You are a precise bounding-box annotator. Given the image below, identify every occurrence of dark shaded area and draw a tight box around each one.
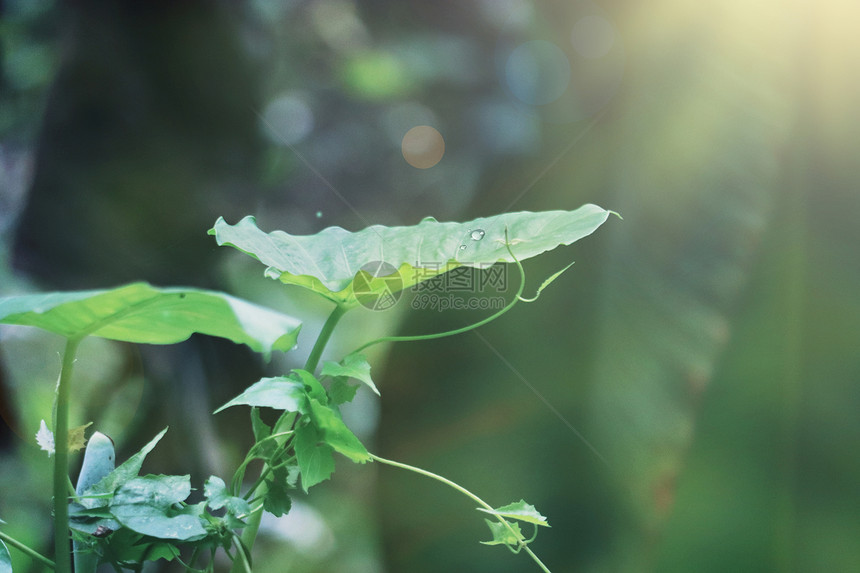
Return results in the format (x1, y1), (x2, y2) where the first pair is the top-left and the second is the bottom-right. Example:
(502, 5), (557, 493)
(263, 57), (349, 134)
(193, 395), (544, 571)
(13, 0), (262, 289)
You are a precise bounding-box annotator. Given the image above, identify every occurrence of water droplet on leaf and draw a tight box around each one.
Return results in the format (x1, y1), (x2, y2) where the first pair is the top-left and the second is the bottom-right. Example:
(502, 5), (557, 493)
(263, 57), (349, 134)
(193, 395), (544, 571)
(459, 244), (467, 250)
(470, 229), (485, 241)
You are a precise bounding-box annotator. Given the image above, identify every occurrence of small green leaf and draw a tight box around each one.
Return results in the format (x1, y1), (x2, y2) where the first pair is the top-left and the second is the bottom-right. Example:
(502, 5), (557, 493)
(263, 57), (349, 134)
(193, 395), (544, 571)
(263, 467), (293, 518)
(214, 377), (307, 414)
(0, 539), (11, 573)
(294, 423), (335, 491)
(0, 283), (301, 358)
(204, 475), (231, 508)
(204, 476), (251, 519)
(480, 519), (524, 547)
(292, 369), (327, 403)
(306, 399), (369, 463)
(477, 500), (550, 527)
(143, 543), (181, 562)
(80, 428), (167, 509)
(321, 353), (379, 396)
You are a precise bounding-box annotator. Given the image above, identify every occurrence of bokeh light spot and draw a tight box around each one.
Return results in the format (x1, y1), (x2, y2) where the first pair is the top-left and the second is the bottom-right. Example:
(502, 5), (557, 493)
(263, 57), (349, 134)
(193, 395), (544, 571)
(260, 93), (314, 145)
(401, 125), (445, 169)
(571, 15), (616, 59)
(504, 40), (571, 105)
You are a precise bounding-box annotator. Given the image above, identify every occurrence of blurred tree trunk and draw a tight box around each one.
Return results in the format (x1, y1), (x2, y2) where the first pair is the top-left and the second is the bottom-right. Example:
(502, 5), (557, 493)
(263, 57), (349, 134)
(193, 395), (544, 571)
(9, 0), (264, 510)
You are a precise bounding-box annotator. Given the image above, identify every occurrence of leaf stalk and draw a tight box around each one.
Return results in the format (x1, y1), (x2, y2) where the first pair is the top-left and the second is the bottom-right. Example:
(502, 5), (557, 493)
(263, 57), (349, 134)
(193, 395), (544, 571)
(53, 337), (81, 573)
(0, 529), (56, 570)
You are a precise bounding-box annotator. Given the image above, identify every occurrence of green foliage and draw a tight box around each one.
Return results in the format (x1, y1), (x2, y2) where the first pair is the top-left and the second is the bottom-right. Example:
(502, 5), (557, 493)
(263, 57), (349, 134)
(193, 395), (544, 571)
(321, 353), (379, 395)
(482, 519), (526, 547)
(0, 283), (302, 357)
(0, 205), (614, 573)
(478, 500), (550, 527)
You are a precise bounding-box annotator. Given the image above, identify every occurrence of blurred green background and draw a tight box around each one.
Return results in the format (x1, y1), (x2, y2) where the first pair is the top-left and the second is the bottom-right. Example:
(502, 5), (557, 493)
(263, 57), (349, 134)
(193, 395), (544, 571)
(1, 0), (858, 572)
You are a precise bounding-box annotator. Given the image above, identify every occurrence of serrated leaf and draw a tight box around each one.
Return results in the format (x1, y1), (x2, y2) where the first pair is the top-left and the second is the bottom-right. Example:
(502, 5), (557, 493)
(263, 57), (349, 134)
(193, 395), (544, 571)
(68, 422), (93, 453)
(0, 539), (11, 573)
(477, 500), (550, 527)
(294, 423), (335, 492)
(35, 420), (93, 456)
(0, 283), (301, 358)
(481, 519), (524, 546)
(35, 419), (54, 455)
(80, 428), (167, 509)
(306, 398), (369, 463)
(263, 467), (293, 518)
(214, 376), (307, 414)
(321, 353), (379, 396)
(209, 204), (614, 306)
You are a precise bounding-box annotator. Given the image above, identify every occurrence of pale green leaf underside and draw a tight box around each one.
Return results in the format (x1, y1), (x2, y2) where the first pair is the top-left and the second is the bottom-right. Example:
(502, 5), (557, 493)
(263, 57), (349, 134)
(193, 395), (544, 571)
(0, 283), (301, 358)
(209, 204), (613, 305)
(0, 539), (11, 573)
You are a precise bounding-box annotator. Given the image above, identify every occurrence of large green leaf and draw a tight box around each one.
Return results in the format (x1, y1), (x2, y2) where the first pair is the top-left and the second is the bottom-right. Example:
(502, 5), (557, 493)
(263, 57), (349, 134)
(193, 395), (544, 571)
(0, 283), (301, 357)
(209, 204), (613, 305)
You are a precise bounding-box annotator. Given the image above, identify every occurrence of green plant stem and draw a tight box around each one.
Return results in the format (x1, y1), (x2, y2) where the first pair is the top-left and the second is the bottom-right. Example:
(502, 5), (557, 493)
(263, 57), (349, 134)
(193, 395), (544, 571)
(304, 303), (349, 373)
(0, 529), (56, 570)
(53, 337), (80, 573)
(369, 454), (551, 573)
(229, 304), (348, 573)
